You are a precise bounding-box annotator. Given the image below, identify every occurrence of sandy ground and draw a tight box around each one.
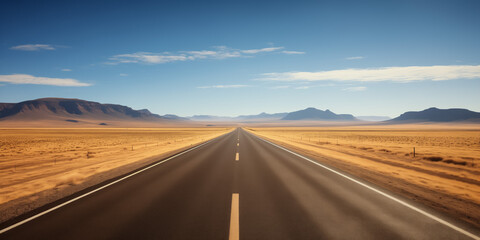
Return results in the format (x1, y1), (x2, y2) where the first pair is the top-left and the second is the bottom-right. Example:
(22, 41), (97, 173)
(246, 125), (480, 228)
(0, 127), (231, 223)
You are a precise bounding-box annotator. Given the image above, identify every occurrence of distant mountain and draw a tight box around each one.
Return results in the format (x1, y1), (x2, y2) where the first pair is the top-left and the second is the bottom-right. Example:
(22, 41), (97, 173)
(136, 109), (187, 121)
(356, 116), (391, 121)
(0, 98), (181, 123)
(0, 103), (15, 112)
(390, 107), (480, 122)
(237, 112), (288, 120)
(188, 112), (288, 121)
(189, 108), (357, 122)
(189, 115), (236, 121)
(137, 109), (161, 118)
(282, 107), (357, 121)
(162, 114), (189, 121)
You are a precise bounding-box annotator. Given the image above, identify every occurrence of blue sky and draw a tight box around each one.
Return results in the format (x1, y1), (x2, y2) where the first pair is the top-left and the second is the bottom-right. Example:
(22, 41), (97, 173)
(1, 0), (479, 117)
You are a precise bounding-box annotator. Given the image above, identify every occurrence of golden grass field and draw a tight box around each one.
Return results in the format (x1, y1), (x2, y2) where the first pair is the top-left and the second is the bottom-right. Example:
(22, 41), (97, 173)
(0, 127), (231, 222)
(246, 125), (480, 227)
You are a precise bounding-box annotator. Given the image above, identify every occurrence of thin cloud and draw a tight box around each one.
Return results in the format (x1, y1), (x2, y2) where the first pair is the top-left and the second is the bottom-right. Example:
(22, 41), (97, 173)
(0, 74), (91, 87)
(343, 86), (367, 92)
(258, 65), (480, 83)
(295, 86), (310, 90)
(346, 56), (364, 60)
(282, 50), (305, 55)
(241, 47), (284, 54)
(108, 46), (299, 65)
(10, 44), (56, 51)
(119, 73), (128, 76)
(197, 84), (249, 89)
(109, 52), (190, 64)
(61, 69), (72, 72)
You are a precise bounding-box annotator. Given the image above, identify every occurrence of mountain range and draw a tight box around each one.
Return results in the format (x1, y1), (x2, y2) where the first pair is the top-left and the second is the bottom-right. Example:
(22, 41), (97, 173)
(0, 98), (184, 125)
(188, 112), (289, 121)
(1, 98), (479, 125)
(282, 107), (356, 121)
(389, 107), (480, 123)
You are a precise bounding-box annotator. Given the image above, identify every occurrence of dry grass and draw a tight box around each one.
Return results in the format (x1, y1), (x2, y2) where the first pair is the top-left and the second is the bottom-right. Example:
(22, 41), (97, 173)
(0, 127), (231, 221)
(246, 126), (480, 227)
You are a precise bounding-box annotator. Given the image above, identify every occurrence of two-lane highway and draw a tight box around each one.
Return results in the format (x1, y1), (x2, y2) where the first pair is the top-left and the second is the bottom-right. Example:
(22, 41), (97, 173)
(1, 128), (479, 239)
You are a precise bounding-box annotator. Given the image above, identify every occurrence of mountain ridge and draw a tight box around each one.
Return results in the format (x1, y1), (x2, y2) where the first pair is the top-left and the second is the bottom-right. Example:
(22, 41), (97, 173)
(1, 98), (479, 124)
(389, 107), (480, 123)
(282, 107), (357, 121)
(0, 98), (183, 124)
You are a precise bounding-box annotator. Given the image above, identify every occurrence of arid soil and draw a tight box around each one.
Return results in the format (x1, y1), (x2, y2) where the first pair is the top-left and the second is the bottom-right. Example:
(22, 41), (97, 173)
(246, 126), (480, 228)
(0, 128), (231, 223)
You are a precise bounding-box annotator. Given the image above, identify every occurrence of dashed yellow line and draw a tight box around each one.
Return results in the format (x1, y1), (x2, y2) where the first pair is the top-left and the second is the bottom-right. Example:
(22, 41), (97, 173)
(229, 193), (239, 240)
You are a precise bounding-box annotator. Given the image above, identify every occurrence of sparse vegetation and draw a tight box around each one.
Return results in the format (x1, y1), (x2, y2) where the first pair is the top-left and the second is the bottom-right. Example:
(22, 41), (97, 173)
(424, 156), (443, 162)
(443, 159), (467, 166)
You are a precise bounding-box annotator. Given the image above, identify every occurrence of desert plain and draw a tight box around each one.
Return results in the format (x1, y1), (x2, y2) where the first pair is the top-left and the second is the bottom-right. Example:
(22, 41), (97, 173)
(246, 125), (480, 228)
(0, 127), (231, 222)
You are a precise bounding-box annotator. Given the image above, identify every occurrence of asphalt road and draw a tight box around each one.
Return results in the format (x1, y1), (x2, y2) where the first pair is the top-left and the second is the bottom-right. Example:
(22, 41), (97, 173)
(0, 128), (479, 240)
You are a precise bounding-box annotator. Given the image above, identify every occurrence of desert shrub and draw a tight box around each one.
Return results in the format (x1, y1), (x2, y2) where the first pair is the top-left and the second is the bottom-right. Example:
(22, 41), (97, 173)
(443, 159), (467, 166)
(360, 147), (372, 150)
(424, 156), (443, 162)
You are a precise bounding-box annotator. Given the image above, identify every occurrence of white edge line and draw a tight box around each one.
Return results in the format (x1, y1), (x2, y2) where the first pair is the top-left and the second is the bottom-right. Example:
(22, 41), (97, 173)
(249, 131), (480, 240)
(0, 131), (234, 235)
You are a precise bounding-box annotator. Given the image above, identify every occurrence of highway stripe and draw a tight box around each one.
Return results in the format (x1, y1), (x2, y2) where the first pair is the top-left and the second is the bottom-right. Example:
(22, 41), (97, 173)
(0, 132), (233, 235)
(252, 132), (480, 240)
(229, 193), (240, 240)
(235, 153), (239, 161)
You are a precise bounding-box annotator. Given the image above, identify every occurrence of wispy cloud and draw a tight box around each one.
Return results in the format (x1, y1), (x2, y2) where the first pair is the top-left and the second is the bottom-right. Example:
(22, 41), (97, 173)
(295, 86), (310, 90)
(107, 46), (301, 65)
(197, 84), (249, 89)
(241, 47), (283, 54)
(119, 73), (128, 77)
(346, 56), (364, 60)
(10, 44), (56, 51)
(343, 86), (367, 92)
(61, 69), (72, 72)
(108, 52), (189, 64)
(282, 50), (305, 55)
(0, 74), (91, 87)
(258, 65), (480, 83)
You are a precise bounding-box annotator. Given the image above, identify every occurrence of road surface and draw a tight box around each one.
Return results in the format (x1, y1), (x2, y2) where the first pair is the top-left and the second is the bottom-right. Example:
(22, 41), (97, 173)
(1, 128), (479, 239)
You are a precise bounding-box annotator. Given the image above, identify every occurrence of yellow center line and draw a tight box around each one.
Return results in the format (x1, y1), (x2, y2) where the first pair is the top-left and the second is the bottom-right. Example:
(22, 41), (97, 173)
(235, 152), (239, 161)
(229, 193), (239, 240)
